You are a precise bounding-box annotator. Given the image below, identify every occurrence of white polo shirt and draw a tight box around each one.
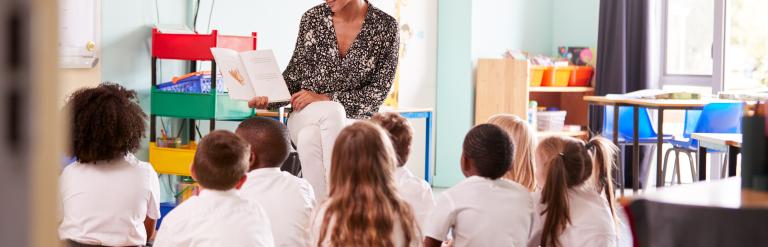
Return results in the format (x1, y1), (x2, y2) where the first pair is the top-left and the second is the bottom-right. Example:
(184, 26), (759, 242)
(394, 166), (435, 229)
(424, 176), (534, 247)
(528, 188), (618, 247)
(58, 154), (161, 246)
(153, 189), (275, 247)
(240, 167), (316, 247)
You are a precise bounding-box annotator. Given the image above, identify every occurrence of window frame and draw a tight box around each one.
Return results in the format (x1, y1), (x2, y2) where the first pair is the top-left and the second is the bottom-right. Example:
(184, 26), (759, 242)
(659, 0), (726, 93)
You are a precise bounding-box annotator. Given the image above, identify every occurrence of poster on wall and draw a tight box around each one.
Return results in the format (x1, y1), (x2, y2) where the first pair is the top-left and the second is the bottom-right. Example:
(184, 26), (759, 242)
(372, 0), (437, 108)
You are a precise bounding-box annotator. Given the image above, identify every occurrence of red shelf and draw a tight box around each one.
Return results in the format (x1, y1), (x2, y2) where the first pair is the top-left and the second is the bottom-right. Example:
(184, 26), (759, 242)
(151, 28), (257, 60)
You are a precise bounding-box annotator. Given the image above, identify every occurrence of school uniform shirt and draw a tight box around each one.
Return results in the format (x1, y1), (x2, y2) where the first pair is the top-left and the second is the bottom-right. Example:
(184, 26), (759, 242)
(309, 201), (419, 247)
(424, 176), (534, 247)
(58, 154), (161, 246)
(240, 167), (317, 247)
(527, 188), (618, 247)
(153, 189), (275, 247)
(394, 166), (435, 229)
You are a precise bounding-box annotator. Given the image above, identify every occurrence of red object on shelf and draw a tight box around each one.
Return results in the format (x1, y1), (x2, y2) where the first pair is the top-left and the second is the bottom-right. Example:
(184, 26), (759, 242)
(569, 66), (593, 87)
(151, 28), (258, 60)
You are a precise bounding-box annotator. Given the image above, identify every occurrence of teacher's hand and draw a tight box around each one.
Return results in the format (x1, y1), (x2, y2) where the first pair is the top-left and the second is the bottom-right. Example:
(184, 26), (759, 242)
(291, 90), (330, 111)
(248, 96), (269, 109)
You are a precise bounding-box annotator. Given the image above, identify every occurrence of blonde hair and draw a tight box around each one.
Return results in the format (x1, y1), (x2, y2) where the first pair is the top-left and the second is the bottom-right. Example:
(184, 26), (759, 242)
(319, 121), (420, 247)
(535, 135), (618, 247)
(488, 114), (537, 191)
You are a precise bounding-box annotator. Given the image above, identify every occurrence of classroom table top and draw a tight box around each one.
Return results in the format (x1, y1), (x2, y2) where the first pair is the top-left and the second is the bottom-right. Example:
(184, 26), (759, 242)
(254, 110), (285, 118)
(691, 133), (743, 148)
(630, 177), (768, 209)
(582, 96), (723, 108)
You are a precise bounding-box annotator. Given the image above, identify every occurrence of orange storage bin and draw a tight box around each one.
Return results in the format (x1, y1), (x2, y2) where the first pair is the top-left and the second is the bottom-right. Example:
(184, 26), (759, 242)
(529, 66), (547, 86)
(541, 66), (573, 87)
(569, 66), (593, 87)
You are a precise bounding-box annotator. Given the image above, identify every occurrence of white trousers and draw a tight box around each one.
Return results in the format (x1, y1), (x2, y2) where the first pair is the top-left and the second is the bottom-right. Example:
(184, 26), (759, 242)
(287, 101), (347, 204)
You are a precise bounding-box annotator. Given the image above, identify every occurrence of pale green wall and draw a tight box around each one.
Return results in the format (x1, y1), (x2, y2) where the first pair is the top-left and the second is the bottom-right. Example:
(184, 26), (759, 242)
(472, 0), (554, 58)
(552, 0), (600, 53)
(433, 0), (474, 187)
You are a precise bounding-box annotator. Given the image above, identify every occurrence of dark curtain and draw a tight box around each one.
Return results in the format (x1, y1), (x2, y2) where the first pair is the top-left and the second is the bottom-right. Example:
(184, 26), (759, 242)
(591, 0), (652, 188)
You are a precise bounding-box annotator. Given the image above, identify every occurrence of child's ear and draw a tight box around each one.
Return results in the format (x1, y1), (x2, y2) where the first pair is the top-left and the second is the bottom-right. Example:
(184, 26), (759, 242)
(249, 148), (258, 169)
(460, 152), (471, 177)
(190, 162), (198, 182)
(234, 175), (248, 190)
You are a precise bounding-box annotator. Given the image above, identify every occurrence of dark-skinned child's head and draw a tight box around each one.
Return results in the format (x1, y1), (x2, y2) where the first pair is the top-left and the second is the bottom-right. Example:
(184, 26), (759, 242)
(235, 117), (291, 171)
(66, 82), (146, 164)
(460, 124), (514, 179)
(370, 112), (413, 167)
(191, 130), (250, 191)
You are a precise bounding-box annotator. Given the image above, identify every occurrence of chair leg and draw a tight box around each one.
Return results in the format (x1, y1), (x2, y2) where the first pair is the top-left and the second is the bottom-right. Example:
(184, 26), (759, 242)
(642, 145), (657, 190)
(684, 151), (697, 182)
(720, 154), (728, 179)
(674, 149), (682, 184)
(662, 148), (675, 186)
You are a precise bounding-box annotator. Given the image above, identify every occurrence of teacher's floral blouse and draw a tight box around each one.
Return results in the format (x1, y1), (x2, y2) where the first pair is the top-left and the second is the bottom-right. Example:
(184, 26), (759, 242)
(275, 3), (399, 119)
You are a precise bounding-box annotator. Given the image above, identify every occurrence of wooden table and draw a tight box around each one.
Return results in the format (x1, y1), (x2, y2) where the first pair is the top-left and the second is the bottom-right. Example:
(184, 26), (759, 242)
(625, 178), (768, 247)
(583, 96), (714, 193)
(691, 133), (742, 180)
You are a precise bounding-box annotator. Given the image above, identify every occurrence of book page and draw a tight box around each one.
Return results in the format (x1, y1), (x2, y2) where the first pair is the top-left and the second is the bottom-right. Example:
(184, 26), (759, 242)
(210, 48), (256, 100)
(239, 50), (292, 103)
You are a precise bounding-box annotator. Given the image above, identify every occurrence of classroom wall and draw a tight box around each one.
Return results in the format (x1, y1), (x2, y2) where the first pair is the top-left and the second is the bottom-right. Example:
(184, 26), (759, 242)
(551, 0), (600, 53)
(101, 0), (193, 160)
(471, 0), (554, 59)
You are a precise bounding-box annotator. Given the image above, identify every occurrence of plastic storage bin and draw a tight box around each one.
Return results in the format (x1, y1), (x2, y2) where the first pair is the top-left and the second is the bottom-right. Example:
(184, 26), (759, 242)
(541, 66), (574, 87)
(149, 142), (197, 176)
(569, 66), (593, 87)
(529, 66), (548, 86)
(537, 111), (567, 132)
(151, 29), (258, 60)
(156, 74), (226, 94)
(151, 88), (254, 120)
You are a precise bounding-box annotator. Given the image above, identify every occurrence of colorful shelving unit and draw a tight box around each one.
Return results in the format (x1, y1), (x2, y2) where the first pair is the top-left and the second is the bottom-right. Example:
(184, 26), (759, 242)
(149, 28), (260, 176)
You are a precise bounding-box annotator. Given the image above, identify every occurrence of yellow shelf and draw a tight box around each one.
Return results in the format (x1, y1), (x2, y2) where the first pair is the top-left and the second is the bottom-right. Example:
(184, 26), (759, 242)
(529, 87), (594, 93)
(149, 141), (196, 176)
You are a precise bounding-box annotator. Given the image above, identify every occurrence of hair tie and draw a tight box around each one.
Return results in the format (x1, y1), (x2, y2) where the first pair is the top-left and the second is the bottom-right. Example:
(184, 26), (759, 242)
(585, 142), (595, 150)
(558, 152), (566, 158)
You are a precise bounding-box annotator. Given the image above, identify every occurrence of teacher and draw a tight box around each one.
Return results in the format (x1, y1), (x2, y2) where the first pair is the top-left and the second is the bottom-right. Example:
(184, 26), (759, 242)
(248, 0), (399, 203)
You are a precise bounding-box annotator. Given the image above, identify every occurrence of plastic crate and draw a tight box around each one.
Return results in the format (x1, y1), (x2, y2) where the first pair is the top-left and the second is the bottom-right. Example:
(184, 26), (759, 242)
(151, 28), (257, 60)
(149, 142), (196, 176)
(156, 74), (226, 94)
(537, 111), (567, 132)
(529, 66), (548, 86)
(151, 88), (254, 120)
(569, 66), (593, 87)
(156, 202), (176, 229)
(541, 66), (574, 87)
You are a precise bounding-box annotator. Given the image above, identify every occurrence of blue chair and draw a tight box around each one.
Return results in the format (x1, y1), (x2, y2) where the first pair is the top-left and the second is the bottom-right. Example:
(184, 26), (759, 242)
(602, 106), (674, 189)
(603, 106), (674, 143)
(662, 102), (744, 184)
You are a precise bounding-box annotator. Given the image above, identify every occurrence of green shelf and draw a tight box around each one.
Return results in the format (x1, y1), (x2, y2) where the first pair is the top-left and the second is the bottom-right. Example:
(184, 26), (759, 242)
(151, 88), (255, 120)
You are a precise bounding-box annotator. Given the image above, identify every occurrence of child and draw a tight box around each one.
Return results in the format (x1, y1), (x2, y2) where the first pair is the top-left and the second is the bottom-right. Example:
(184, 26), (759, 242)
(488, 114), (538, 191)
(424, 124), (533, 247)
(309, 121), (421, 246)
(236, 117), (317, 247)
(153, 130), (274, 246)
(371, 112), (435, 228)
(528, 135), (619, 247)
(59, 83), (161, 247)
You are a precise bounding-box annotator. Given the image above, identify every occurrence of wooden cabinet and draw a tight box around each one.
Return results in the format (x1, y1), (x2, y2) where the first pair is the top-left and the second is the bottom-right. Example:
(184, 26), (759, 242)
(474, 58), (593, 137)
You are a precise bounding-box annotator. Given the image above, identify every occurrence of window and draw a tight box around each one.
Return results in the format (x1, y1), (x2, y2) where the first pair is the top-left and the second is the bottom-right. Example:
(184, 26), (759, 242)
(665, 0), (713, 76)
(723, 0), (768, 90)
(660, 0), (768, 91)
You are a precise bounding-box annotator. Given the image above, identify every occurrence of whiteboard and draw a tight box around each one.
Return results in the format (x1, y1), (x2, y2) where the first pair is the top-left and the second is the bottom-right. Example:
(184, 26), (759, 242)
(59, 0), (100, 68)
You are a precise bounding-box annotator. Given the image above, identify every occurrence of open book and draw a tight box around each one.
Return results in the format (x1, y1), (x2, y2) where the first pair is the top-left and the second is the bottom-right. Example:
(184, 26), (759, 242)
(210, 48), (291, 103)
